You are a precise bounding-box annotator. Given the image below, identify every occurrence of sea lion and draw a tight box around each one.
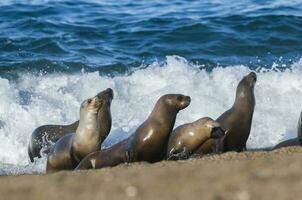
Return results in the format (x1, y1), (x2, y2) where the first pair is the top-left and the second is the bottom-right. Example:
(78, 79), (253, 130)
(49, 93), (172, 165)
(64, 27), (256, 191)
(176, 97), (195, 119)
(198, 72), (257, 153)
(75, 94), (191, 170)
(166, 117), (225, 160)
(46, 89), (113, 173)
(28, 88), (113, 162)
(28, 121), (78, 162)
(273, 138), (300, 149)
(274, 111), (302, 149)
(298, 111), (302, 145)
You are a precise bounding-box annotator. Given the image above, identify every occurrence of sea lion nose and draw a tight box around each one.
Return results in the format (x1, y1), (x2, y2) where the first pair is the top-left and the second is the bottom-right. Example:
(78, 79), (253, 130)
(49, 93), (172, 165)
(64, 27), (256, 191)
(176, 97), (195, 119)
(106, 88), (114, 98)
(185, 96), (191, 103)
(97, 88), (114, 99)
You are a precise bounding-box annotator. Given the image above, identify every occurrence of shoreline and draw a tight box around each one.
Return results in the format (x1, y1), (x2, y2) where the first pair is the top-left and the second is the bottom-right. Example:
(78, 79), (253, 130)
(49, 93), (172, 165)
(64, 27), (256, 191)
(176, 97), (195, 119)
(1, 147), (302, 200)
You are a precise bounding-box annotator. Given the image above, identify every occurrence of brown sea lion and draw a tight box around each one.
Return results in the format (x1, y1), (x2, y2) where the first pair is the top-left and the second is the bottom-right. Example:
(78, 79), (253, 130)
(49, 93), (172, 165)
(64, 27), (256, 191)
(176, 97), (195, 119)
(46, 89), (113, 173)
(198, 72), (257, 153)
(75, 94), (191, 170)
(166, 117), (225, 160)
(28, 88), (113, 162)
(274, 111), (302, 149)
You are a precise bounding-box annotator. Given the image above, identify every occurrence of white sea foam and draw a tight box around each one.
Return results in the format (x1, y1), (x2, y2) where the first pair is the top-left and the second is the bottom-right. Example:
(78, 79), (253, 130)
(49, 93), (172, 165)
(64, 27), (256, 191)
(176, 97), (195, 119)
(0, 55), (302, 175)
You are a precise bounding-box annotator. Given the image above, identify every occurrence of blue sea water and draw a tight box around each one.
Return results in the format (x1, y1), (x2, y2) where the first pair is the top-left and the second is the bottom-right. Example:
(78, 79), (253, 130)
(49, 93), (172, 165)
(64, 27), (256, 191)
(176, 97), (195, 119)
(0, 0), (302, 175)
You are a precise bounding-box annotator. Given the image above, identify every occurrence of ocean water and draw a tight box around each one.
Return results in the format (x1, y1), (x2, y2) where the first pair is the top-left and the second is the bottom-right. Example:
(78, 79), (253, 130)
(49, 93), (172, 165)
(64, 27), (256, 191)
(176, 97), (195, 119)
(0, 0), (302, 175)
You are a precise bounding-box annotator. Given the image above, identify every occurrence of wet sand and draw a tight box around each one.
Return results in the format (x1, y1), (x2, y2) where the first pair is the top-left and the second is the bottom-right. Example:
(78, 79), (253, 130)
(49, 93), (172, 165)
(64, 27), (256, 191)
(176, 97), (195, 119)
(1, 147), (302, 200)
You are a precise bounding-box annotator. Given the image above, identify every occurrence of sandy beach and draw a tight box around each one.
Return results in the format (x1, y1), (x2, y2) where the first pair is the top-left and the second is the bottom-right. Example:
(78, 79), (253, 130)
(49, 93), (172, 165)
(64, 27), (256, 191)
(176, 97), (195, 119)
(1, 1), (302, 200)
(1, 147), (302, 200)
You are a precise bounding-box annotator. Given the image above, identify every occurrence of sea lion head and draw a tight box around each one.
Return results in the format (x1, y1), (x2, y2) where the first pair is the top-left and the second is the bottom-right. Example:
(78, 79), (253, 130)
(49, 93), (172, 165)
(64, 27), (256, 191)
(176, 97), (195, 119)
(237, 72), (257, 92)
(97, 88), (113, 106)
(80, 88), (114, 114)
(246, 72), (257, 86)
(96, 88), (114, 106)
(235, 72), (257, 105)
(161, 94), (191, 111)
(201, 117), (225, 139)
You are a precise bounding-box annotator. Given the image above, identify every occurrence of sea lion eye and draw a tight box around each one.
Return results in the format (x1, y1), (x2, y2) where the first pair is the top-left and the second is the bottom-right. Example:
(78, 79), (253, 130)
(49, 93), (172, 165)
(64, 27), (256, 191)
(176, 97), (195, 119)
(176, 95), (183, 101)
(87, 99), (92, 104)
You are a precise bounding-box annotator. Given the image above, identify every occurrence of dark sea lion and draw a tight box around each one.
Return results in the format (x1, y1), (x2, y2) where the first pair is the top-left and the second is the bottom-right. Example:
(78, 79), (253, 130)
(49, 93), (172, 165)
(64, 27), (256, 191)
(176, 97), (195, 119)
(28, 88), (113, 162)
(273, 138), (300, 149)
(75, 94), (191, 170)
(298, 111), (302, 145)
(198, 72), (257, 153)
(47, 89), (113, 173)
(166, 117), (225, 160)
(28, 121), (78, 162)
(274, 111), (302, 149)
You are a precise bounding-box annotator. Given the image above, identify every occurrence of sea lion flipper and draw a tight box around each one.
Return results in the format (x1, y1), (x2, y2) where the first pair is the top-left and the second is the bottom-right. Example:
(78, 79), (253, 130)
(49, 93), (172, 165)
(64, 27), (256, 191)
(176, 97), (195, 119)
(167, 148), (190, 161)
(212, 135), (226, 154)
(75, 156), (93, 170)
